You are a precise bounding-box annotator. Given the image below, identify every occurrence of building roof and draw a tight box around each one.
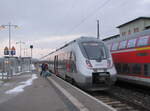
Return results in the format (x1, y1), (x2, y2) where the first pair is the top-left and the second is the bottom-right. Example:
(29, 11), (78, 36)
(102, 34), (119, 41)
(117, 17), (150, 28)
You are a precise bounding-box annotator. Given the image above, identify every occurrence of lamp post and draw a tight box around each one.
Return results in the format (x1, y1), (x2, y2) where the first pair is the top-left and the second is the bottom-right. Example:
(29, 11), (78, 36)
(0, 22), (18, 78)
(30, 45), (33, 72)
(30, 45), (33, 58)
(1, 22), (18, 56)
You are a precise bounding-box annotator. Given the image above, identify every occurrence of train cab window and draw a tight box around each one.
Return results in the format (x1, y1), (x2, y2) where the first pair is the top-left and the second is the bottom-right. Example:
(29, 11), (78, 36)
(81, 42), (108, 60)
(132, 64), (141, 74)
(137, 36), (149, 47)
(127, 38), (137, 48)
(119, 40), (127, 49)
(144, 64), (150, 77)
(111, 43), (118, 51)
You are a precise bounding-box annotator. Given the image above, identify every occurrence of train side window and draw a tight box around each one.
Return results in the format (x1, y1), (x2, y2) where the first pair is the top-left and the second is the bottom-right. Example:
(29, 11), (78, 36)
(122, 64), (130, 74)
(119, 40), (127, 49)
(111, 43), (118, 51)
(137, 36), (149, 47)
(127, 38), (137, 48)
(132, 64), (141, 74)
(144, 64), (150, 76)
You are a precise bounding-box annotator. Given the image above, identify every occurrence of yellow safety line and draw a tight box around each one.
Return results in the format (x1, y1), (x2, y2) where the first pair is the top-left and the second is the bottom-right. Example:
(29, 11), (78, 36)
(136, 46), (150, 51)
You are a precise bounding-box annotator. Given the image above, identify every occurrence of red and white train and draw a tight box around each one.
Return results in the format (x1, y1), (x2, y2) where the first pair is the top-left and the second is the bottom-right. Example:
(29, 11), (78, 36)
(41, 37), (117, 90)
(103, 29), (150, 87)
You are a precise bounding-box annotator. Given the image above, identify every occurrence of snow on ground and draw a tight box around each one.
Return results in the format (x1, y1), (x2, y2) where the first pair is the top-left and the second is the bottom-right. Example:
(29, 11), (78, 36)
(13, 71), (31, 76)
(0, 71), (32, 78)
(0, 73), (8, 79)
(13, 72), (24, 76)
(0, 80), (3, 86)
(5, 74), (38, 94)
(25, 71), (31, 73)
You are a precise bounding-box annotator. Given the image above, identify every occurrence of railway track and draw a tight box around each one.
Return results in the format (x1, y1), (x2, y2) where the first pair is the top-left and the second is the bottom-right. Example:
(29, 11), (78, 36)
(110, 84), (150, 111)
(89, 83), (150, 111)
(90, 91), (141, 111)
(59, 75), (150, 111)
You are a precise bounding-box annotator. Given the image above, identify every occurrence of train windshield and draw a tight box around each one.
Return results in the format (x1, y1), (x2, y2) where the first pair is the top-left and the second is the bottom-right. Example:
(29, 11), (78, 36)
(81, 42), (109, 60)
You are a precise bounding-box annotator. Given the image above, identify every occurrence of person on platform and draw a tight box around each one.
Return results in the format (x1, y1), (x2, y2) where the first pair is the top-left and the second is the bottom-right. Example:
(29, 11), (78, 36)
(40, 63), (45, 76)
(43, 63), (51, 78)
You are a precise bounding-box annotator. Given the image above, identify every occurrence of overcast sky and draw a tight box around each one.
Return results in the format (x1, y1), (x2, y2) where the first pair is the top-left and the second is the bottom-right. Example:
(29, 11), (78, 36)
(0, 0), (150, 58)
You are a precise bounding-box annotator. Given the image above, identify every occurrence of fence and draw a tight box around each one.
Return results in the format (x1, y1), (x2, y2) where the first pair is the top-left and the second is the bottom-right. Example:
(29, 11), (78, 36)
(0, 57), (32, 80)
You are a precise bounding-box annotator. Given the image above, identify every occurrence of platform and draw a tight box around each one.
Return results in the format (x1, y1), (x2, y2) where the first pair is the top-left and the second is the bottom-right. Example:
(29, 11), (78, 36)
(0, 72), (116, 111)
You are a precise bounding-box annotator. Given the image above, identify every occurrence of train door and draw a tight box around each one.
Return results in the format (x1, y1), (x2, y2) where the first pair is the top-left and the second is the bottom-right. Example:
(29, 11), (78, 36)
(54, 55), (58, 75)
(69, 52), (77, 74)
(66, 52), (76, 74)
(65, 52), (77, 83)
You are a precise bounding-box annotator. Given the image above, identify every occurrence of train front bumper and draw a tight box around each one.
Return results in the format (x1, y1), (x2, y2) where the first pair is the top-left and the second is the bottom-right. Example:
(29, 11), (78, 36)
(77, 73), (116, 91)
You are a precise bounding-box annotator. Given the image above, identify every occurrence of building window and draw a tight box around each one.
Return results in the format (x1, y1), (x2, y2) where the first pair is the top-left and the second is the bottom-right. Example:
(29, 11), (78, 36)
(122, 32), (126, 36)
(128, 30), (131, 35)
(134, 27), (139, 33)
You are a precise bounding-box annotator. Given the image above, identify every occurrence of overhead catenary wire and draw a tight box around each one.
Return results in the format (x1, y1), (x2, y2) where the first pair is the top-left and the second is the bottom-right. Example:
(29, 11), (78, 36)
(57, 0), (77, 35)
(63, 0), (77, 20)
(41, 0), (113, 59)
(67, 0), (113, 34)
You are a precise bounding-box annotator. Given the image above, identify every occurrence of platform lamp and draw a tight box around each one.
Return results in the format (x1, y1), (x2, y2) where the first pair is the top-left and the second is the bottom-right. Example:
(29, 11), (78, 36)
(30, 45), (33, 58)
(0, 22), (19, 78)
(29, 45), (33, 71)
(0, 22), (19, 57)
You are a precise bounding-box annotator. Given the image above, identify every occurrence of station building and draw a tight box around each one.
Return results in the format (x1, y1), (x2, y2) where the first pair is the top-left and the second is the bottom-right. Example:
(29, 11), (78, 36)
(117, 17), (150, 37)
(103, 16), (150, 42)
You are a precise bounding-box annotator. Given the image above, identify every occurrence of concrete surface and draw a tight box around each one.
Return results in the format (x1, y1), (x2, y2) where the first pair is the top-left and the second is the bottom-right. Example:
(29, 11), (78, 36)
(0, 73), (71, 111)
(0, 72), (116, 111)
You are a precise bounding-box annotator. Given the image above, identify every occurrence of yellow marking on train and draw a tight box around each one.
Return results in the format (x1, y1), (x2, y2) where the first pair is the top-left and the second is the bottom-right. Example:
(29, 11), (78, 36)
(136, 46), (150, 51)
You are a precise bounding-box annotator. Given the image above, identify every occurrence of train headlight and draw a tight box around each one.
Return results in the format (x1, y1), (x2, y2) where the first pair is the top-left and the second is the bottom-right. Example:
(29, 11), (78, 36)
(86, 60), (93, 68)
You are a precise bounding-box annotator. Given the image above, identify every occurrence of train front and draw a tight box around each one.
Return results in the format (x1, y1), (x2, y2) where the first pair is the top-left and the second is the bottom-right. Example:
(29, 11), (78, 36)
(78, 38), (117, 90)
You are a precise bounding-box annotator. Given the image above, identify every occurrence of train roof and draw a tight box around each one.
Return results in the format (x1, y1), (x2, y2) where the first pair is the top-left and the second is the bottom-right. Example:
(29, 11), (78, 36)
(55, 36), (102, 50)
(103, 34), (120, 41)
(76, 36), (102, 42)
(41, 36), (101, 59)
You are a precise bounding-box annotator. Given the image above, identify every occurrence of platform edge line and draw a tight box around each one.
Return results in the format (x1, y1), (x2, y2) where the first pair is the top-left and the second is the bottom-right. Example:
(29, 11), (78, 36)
(49, 77), (90, 111)
(50, 75), (117, 111)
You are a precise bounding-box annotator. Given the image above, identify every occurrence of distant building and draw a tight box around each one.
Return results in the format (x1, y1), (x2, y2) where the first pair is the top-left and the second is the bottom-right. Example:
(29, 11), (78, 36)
(117, 17), (150, 37)
(103, 34), (119, 44)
